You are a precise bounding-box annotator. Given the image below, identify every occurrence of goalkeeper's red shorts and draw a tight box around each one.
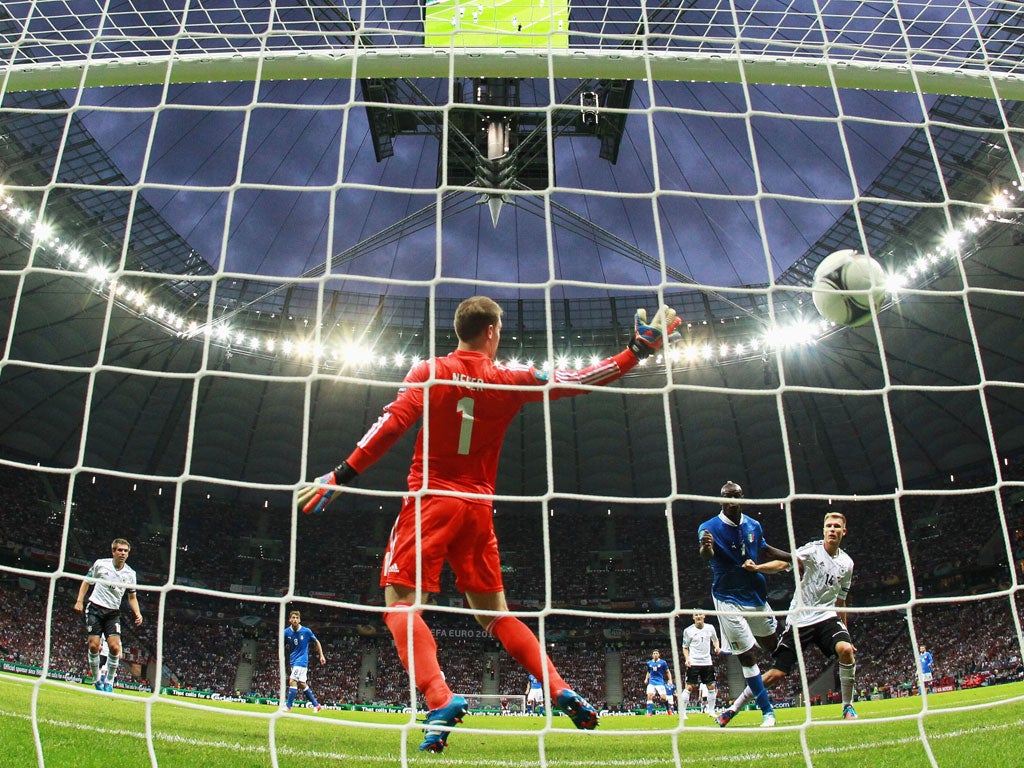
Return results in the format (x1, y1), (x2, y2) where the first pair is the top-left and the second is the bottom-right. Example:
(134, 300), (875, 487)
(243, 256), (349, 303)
(379, 495), (504, 594)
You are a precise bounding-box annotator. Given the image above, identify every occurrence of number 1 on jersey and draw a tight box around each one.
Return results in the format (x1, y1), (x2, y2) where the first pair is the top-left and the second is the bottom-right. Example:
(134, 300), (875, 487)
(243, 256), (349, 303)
(456, 396), (474, 455)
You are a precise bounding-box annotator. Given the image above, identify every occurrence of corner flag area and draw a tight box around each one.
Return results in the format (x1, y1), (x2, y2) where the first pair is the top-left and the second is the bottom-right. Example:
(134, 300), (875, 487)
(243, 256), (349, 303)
(424, 0), (570, 48)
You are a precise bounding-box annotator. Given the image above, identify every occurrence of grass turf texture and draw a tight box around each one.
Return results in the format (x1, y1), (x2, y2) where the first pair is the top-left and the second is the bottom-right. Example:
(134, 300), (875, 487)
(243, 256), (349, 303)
(2, 673), (1022, 767)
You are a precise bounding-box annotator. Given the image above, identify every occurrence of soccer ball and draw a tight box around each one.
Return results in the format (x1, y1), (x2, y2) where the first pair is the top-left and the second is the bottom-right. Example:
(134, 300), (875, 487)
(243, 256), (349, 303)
(811, 249), (887, 327)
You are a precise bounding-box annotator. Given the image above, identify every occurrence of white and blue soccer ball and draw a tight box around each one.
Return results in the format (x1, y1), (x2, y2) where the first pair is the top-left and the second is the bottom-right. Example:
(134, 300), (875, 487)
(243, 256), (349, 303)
(811, 249), (887, 327)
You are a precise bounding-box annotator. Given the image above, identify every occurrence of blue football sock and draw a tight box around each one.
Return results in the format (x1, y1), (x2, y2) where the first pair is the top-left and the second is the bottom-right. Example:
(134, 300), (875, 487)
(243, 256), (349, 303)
(286, 687), (298, 708)
(744, 674), (772, 714)
(305, 688), (320, 707)
(742, 664), (773, 715)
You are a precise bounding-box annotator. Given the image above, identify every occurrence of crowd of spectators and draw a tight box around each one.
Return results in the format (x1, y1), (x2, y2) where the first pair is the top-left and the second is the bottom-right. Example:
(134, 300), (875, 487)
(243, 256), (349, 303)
(1, 460), (1022, 709)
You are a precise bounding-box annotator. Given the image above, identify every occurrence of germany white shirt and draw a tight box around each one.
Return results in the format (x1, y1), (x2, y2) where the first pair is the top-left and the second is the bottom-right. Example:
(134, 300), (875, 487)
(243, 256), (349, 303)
(682, 623), (719, 666)
(786, 541), (854, 629)
(86, 558), (137, 610)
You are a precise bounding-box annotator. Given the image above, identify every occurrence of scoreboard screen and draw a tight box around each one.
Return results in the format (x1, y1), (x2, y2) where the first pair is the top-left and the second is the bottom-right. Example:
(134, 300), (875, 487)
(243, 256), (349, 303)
(424, 0), (570, 48)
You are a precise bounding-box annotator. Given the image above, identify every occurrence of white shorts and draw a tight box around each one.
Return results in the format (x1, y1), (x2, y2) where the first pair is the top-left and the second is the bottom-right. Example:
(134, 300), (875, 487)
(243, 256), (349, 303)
(713, 598), (777, 655)
(921, 672), (933, 683)
(289, 666), (309, 684)
(646, 683), (668, 697)
(527, 688), (544, 703)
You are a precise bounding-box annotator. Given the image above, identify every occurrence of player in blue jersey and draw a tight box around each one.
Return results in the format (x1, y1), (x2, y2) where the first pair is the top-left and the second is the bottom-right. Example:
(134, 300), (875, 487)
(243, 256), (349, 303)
(918, 645), (935, 693)
(644, 649), (675, 715)
(284, 610), (326, 712)
(525, 673), (545, 714)
(698, 481), (790, 728)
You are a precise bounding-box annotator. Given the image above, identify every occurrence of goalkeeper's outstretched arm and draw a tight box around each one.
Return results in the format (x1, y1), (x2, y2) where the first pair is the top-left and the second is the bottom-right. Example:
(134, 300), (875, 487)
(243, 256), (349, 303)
(297, 303), (681, 514)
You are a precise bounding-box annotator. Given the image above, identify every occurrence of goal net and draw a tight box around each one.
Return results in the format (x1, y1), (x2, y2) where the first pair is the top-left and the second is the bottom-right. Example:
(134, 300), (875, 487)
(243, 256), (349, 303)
(1, 1), (1022, 767)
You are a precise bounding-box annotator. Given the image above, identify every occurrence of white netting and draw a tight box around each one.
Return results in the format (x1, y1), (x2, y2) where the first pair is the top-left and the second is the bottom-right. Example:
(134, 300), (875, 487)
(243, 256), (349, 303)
(1, 1), (1023, 767)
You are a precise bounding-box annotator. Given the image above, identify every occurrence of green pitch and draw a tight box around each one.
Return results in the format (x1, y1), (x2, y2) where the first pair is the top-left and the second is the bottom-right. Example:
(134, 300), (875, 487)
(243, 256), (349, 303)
(2, 673), (1023, 767)
(424, 0), (569, 48)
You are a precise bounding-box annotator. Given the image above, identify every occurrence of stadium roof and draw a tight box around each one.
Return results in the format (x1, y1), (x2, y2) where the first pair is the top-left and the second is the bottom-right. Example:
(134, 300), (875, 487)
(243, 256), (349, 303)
(0, 1), (1023, 503)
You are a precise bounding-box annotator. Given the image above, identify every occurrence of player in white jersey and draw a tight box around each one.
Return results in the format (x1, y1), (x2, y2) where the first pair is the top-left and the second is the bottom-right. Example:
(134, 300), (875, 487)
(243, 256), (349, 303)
(681, 613), (720, 717)
(719, 512), (858, 721)
(74, 538), (143, 692)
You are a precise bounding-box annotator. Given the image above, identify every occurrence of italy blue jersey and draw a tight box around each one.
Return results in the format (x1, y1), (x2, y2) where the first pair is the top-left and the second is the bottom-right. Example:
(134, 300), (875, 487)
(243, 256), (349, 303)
(284, 625), (318, 668)
(698, 512), (770, 607)
(646, 658), (669, 685)
(528, 674), (542, 690)
(919, 651), (933, 674)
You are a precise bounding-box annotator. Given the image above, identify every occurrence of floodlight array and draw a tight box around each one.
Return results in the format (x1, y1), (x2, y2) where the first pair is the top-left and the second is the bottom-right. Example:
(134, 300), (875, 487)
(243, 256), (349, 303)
(2, 180), (1018, 376)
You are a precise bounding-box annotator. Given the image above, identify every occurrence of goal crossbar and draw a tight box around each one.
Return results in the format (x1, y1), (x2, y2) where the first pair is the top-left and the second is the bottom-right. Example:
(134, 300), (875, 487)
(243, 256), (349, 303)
(4, 50), (1022, 100)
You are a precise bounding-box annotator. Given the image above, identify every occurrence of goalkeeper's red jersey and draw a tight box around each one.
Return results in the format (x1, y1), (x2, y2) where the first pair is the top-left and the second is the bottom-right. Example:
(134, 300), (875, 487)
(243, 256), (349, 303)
(344, 348), (638, 497)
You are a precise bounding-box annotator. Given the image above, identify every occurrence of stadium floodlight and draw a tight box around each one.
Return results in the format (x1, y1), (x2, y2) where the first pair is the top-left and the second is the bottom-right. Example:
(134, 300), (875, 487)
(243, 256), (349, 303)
(990, 191), (1011, 211)
(942, 230), (964, 251)
(86, 265), (109, 283)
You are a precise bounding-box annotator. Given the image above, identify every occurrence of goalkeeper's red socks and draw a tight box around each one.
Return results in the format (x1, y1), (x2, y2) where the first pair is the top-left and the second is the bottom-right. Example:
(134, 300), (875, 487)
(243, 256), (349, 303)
(487, 615), (569, 696)
(384, 604), (452, 710)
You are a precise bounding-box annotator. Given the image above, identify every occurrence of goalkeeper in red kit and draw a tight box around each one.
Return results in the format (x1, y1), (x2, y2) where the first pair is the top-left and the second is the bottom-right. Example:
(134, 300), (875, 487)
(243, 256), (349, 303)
(297, 295), (679, 753)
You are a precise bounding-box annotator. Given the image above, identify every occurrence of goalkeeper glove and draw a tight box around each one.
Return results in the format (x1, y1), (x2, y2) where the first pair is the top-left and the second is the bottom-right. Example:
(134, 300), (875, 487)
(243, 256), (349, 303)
(628, 306), (681, 359)
(297, 461), (358, 514)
